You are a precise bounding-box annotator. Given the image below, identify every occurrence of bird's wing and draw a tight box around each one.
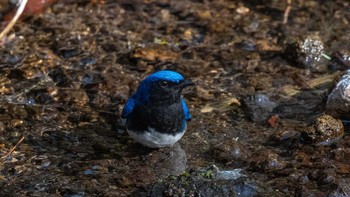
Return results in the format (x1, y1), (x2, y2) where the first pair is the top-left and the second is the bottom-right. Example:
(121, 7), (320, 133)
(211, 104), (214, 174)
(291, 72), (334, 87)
(121, 95), (136, 118)
(181, 97), (191, 121)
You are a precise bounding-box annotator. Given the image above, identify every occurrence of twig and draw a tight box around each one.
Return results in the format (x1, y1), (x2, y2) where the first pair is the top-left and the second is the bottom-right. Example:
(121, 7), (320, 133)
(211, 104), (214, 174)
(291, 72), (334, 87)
(321, 53), (332, 60)
(0, 0), (28, 42)
(283, 0), (292, 24)
(0, 136), (25, 163)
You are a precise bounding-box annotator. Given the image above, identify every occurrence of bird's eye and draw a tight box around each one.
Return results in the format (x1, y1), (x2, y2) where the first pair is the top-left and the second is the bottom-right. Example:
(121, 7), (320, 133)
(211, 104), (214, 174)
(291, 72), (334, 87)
(159, 80), (169, 88)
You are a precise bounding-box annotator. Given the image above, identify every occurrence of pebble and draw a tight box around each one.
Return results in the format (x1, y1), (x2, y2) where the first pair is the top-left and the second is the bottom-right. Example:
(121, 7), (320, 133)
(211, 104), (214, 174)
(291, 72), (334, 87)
(243, 93), (277, 123)
(301, 114), (344, 146)
(326, 70), (350, 119)
(285, 33), (327, 72)
(212, 139), (250, 163)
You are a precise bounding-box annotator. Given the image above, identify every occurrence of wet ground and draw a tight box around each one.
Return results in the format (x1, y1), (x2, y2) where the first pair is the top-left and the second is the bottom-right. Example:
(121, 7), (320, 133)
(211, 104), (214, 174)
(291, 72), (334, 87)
(1, 0), (350, 196)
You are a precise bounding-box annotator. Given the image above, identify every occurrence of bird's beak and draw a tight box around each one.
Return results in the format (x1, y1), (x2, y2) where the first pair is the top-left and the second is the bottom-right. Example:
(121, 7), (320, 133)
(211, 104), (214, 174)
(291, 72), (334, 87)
(179, 80), (194, 89)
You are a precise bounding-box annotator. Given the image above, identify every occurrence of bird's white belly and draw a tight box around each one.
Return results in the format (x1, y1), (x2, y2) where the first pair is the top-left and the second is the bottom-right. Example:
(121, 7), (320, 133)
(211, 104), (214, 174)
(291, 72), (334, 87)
(127, 126), (186, 148)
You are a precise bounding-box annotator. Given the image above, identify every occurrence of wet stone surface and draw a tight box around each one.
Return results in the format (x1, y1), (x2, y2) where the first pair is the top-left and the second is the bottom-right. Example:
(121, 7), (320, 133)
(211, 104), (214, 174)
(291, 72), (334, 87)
(326, 70), (350, 119)
(0, 0), (350, 196)
(284, 33), (328, 72)
(301, 114), (344, 146)
(243, 93), (277, 123)
(149, 166), (284, 197)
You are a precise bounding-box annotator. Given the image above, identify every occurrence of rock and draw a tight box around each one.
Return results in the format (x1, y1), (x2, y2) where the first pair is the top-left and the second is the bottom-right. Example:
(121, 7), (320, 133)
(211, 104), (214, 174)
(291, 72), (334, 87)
(149, 166), (282, 197)
(268, 130), (300, 148)
(211, 139), (251, 164)
(243, 93), (277, 123)
(249, 149), (287, 171)
(301, 114), (344, 146)
(214, 168), (245, 180)
(326, 70), (350, 119)
(329, 178), (350, 197)
(330, 51), (350, 70)
(284, 33), (327, 72)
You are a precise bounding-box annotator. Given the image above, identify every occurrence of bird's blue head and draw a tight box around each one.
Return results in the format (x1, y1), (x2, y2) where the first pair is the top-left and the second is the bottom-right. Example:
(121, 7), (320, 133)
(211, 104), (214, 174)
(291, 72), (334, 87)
(142, 70), (185, 84)
(122, 70), (193, 120)
(135, 70), (193, 105)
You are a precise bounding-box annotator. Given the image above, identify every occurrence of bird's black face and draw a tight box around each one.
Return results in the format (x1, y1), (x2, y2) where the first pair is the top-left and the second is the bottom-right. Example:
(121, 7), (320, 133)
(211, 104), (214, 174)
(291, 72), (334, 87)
(148, 79), (194, 105)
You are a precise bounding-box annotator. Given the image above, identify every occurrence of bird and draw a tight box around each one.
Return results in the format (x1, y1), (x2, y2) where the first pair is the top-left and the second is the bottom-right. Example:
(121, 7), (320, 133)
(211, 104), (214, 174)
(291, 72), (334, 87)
(121, 70), (194, 148)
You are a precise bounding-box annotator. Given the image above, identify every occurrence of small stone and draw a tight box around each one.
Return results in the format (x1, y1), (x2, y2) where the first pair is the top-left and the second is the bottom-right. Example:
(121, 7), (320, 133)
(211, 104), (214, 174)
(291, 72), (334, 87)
(243, 93), (277, 123)
(196, 10), (212, 20)
(213, 168), (245, 180)
(330, 51), (350, 69)
(301, 114), (344, 146)
(267, 115), (279, 128)
(236, 3), (250, 14)
(326, 70), (350, 119)
(0, 76), (12, 94)
(284, 33), (327, 72)
(269, 130), (300, 148)
(41, 161), (51, 168)
(212, 139), (250, 163)
(84, 169), (95, 175)
(249, 149), (286, 171)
